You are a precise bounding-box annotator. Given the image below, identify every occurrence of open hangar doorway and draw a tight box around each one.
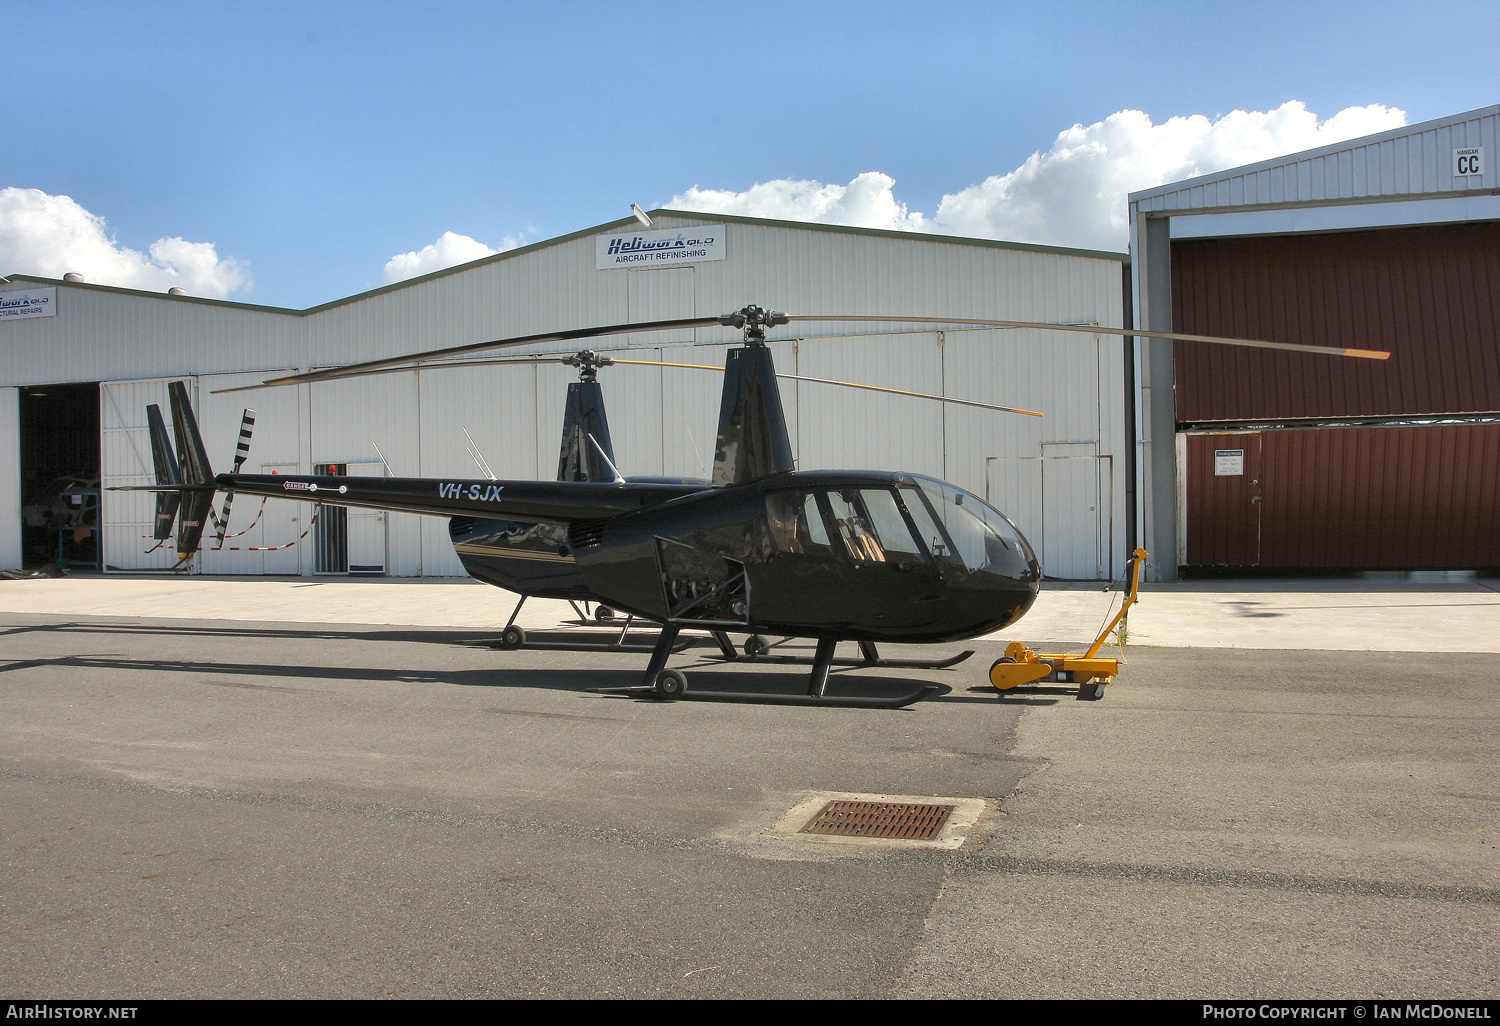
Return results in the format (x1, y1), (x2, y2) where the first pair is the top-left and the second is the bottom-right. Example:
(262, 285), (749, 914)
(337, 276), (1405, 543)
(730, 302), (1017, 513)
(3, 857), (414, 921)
(18, 382), (100, 570)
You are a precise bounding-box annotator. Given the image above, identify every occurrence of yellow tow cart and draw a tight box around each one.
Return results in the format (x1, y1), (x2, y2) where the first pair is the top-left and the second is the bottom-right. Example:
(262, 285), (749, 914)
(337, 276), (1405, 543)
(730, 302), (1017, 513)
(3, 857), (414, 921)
(990, 547), (1148, 701)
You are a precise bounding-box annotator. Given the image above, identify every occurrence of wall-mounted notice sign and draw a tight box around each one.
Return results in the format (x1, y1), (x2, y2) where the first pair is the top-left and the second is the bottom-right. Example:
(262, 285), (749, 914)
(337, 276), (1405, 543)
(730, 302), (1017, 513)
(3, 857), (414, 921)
(1214, 449), (1245, 476)
(596, 224), (725, 269)
(0, 287), (56, 320)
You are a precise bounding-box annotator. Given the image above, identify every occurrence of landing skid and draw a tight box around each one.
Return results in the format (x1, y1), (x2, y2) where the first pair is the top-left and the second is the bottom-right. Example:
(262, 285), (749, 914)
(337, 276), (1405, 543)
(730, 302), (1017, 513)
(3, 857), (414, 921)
(586, 626), (938, 709)
(588, 683), (935, 709)
(486, 632), (691, 655)
(709, 634), (974, 671)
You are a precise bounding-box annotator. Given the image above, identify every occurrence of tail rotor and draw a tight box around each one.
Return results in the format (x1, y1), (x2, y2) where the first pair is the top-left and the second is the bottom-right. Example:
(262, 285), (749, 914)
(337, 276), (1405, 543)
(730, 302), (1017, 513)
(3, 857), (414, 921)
(115, 382), (255, 564)
(211, 408), (256, 548)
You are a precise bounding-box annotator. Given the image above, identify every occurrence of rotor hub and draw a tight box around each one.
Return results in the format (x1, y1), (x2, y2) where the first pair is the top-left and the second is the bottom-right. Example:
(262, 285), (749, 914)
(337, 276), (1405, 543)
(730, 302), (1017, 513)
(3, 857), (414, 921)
(563, 349), (613, 381)
(719, 305), (789, 346)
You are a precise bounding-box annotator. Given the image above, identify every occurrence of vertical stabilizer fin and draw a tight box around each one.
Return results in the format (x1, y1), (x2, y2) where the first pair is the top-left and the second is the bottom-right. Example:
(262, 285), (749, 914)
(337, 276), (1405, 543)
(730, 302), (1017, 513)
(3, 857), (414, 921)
(557, 380), (617, 482)
(711, 346), (795, 487)
(166, 380), (216, 558)
(146, 403), (182, 541)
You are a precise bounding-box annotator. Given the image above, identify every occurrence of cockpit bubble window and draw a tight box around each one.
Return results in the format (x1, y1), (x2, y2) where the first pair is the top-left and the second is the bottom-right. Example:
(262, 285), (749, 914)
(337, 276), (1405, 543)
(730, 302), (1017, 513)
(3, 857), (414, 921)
(765, 492), (832, 554)
(913, 478), (1018, 573)
(900, 485), (959, 566)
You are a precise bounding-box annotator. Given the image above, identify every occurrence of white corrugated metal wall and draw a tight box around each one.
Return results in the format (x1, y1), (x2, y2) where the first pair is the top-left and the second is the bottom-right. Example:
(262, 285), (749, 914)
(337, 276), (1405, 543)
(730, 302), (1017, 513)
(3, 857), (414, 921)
(5, 213), (1128, 579)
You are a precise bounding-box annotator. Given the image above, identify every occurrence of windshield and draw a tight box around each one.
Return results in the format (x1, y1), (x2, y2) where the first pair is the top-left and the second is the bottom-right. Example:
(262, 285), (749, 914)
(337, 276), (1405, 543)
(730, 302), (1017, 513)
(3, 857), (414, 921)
(905, 477), (1035, 575)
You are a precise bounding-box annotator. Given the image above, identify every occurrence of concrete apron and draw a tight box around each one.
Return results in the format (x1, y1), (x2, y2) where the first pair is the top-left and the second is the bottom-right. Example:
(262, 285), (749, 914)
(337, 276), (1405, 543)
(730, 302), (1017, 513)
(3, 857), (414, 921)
(0, 573), (1496, 653)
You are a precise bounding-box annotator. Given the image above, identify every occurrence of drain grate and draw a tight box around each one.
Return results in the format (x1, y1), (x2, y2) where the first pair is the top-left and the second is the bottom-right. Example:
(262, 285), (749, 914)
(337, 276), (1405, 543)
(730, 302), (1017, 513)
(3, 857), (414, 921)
(799, 800), (956, 840)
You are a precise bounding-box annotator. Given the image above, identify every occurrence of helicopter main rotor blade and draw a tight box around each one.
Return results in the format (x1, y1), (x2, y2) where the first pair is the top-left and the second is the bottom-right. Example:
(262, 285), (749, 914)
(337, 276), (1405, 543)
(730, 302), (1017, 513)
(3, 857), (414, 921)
(609, 359), (1043, 417)
(221, 314), (727, 393)
(786, 315), (1391, 360)
(211, 354), (576, 394)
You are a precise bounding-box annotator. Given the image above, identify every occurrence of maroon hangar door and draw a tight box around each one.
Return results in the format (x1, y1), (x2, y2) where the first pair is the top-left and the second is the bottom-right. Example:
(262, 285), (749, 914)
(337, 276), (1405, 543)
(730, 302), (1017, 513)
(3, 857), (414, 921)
(1173, 222), (1500, 571)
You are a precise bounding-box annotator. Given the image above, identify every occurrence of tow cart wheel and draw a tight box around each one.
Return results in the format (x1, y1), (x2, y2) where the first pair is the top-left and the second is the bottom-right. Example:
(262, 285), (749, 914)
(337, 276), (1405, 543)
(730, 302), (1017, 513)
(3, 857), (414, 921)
(744, 635), (770, 658)
(653, 669), (688, 701)
(595, 606), (615, 624)
(500, 625), (526, 650)
(990, 656), (1019, 691)
(1079, 682), (1105, 701)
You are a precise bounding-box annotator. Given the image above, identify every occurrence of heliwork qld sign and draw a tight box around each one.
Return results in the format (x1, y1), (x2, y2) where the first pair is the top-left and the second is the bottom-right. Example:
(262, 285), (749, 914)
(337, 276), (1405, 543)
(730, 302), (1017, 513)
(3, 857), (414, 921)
(596, 224), (725, 269)
(0, 287), (56, 320)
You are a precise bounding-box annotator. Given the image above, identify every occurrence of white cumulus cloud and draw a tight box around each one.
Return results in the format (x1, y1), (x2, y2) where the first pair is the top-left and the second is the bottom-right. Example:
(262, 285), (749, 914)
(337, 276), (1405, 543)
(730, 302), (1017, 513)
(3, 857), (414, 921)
(936, 101), (1407, 251)
(667, 102), (1408, 252)
(380, 230), (523, 284)
(0, 187), (249, 299)
(670, 171), (930, 232)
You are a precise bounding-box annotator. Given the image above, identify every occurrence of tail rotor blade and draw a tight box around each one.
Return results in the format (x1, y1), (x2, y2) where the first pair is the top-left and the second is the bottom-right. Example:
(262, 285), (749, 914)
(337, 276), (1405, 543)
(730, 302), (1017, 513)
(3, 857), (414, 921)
(213, 408), (255, 548)
(232, 409), (255, 473)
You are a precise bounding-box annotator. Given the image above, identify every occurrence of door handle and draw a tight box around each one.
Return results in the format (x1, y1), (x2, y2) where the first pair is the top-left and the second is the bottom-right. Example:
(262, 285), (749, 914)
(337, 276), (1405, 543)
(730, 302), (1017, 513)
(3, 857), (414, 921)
(1250, 496), (1263, 503)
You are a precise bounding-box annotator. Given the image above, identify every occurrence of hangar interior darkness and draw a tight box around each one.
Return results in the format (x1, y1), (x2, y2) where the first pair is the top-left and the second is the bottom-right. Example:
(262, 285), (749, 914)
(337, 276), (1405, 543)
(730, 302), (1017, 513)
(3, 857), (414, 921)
(18, 382), (100, 568)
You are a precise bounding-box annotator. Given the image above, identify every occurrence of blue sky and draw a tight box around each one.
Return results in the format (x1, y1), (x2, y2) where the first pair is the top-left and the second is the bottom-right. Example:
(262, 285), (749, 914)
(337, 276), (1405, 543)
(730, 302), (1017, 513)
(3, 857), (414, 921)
(2, 0), (1497, 307)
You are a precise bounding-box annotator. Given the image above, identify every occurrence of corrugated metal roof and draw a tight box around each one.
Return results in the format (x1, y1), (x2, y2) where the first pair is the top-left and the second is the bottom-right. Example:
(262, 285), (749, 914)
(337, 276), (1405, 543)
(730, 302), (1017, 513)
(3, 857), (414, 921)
(1132, 103), (1500, 215)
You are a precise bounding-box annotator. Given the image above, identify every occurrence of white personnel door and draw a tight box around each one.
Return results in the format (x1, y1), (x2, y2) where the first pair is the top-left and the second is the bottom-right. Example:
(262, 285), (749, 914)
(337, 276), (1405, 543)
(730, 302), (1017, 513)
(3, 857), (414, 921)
(1040, 456), (1102, 580)
(344, 462), (387, 575)
(987, 455), (1109, 580)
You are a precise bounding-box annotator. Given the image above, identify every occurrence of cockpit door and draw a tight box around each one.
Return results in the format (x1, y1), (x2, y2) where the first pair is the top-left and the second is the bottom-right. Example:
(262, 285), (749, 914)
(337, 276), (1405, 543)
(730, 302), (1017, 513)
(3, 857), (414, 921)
(814, 487), (946, 628)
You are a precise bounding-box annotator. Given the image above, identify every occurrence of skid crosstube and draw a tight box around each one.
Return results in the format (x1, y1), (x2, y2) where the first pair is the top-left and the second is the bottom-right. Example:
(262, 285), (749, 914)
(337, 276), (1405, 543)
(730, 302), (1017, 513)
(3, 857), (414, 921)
(732, 649), (973, 670)
(498, 634), (691, 654)
(709, 635), (973, 670)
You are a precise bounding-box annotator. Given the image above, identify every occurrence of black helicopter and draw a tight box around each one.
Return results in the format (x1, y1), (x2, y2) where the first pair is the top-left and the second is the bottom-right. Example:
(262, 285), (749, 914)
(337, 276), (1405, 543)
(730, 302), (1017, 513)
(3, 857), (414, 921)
(133, 304), (1387, 707)
(445, 349), (702, 651)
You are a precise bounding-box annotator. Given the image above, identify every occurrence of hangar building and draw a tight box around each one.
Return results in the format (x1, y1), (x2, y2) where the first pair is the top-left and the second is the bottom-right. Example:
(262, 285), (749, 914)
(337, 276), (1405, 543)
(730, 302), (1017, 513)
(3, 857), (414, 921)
(0, 212), (1132, 581)
(1132, 103), (1500, 580)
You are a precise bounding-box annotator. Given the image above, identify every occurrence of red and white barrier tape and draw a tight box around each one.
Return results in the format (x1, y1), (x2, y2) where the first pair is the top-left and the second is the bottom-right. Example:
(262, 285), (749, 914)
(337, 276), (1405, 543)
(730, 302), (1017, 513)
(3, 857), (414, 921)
(218, 504), (321, 551)
(211, 497), (268, 546)
(141, 501), (320, 553)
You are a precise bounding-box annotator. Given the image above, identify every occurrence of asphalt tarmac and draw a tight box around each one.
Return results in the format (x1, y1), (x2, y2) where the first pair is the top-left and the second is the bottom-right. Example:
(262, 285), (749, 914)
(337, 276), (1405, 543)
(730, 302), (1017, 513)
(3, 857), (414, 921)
(1, 610), (1496, 999)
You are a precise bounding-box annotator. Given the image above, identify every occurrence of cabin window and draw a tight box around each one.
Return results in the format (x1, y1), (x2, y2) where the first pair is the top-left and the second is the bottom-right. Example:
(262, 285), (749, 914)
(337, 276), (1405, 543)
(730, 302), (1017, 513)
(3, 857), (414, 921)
(765, 492), (833, 554)
(857, 489), (927, 567)
(809, 489), (926, 567)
